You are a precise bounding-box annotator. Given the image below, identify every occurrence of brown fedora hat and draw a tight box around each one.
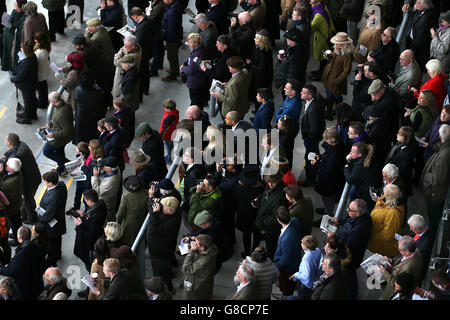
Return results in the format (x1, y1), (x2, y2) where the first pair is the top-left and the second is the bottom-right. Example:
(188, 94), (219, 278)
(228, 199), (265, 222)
(129, 150), (150, 168)
(330, 32), (353, 44)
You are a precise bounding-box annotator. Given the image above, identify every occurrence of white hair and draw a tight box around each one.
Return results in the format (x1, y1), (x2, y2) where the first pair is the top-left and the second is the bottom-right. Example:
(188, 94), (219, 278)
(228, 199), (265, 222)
(238, 264), (255, 282)
(426, 59), (443, 77)
(382, 163), (399, 179)
(408, 214), (427, 230)
(439, 124), (450, 142)
(6, 158), (22, 172)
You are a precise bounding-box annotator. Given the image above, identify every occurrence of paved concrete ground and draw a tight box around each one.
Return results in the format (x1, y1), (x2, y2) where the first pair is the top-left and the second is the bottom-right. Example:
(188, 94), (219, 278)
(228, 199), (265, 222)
(1, 0), (431, 301)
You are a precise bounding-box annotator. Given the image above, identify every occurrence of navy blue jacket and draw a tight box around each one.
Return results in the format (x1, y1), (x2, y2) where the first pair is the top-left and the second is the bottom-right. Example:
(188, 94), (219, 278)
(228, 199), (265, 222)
(10, 55), (38, 92)
(161, 1), (183, 42)
(182, 45), (209, 89)
(205, 1), (228, 35)
(103, 127), (125, 171)
(273, 217), (303, 274)
(142, 129), (167, 179)
(254, 100), (274, 131)
(0, 240), (44, 300)
(39, 181), (67, 239)
(314, 141), (346, 197)
(336, 213), (372, 271)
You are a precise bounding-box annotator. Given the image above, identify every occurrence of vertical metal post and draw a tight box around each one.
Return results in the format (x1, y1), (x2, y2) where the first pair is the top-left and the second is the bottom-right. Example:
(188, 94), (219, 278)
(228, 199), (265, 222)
(334, 182), (351, 219)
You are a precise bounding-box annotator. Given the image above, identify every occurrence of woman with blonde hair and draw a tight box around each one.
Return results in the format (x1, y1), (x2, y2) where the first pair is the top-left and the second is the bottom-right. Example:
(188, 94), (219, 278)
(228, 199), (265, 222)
(367, 184), (405, 257)
(321, 32), (354, 120)
(181, 32), (209, 108)
(404, 89), (437, 138)
(246, 29), (273, 109)
(204, 125), (226, 160)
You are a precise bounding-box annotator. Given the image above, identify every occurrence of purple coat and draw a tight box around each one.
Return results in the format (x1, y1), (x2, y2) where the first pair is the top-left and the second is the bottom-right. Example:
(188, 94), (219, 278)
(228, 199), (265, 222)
(423, 116), (450, 162)
(182, 45), (208, 89)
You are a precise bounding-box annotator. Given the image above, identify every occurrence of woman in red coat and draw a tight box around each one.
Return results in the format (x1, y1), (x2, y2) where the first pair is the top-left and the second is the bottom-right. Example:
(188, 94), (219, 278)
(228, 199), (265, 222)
(411, 59), (447, 112)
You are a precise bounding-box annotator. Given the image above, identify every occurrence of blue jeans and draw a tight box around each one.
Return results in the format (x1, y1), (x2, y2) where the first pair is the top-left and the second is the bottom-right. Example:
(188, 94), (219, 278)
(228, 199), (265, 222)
(325, 89), (343, 104)
(164, 140), (174, 162)
(150, 37), (164, 74)
(43, 143), (69, 174)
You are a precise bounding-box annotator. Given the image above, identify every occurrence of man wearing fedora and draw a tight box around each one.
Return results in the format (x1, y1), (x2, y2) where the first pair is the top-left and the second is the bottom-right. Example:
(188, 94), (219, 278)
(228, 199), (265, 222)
(321, 32), (354, 121)
(116, 175), (148, 247)
(147, 196), (181, 293)
(135, 122), (167, 180)
(129, 150), (159, 187)
(275, 28), (307, 98)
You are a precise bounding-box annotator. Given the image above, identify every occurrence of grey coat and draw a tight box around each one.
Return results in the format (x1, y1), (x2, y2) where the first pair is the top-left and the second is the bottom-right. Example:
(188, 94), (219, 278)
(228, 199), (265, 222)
(430, 27), (450, 72)
(390, 59), (422, 104)
(245, 256), (279, 300)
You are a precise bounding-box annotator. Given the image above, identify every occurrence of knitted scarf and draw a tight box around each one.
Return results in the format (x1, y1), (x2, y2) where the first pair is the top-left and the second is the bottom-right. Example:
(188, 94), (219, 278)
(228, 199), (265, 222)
(311, 2), (330, 26)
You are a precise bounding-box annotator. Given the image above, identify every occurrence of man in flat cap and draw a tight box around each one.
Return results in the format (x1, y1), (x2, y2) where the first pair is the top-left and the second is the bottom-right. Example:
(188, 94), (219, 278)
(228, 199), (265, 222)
(147, 196), (181, 293)
(211, 56), (250, 122)
(85, 18), (115, 94)
(117, 54), (140, 112)
(364, 78), (399, 143)
(91, 156), (122, 222)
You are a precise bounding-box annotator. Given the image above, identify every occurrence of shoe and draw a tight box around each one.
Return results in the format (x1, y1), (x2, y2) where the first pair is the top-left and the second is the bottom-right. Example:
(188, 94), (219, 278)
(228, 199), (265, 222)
(59, 170), (68, 177)
(77, 288), (89, 298)
(161, 75), (177, 82)
(8, 238), (19, 247)
(16, 118), (31, 124)
(315, 208), (326, 215)
(272, 293), (282, 300)
(298, 179), (314, 187)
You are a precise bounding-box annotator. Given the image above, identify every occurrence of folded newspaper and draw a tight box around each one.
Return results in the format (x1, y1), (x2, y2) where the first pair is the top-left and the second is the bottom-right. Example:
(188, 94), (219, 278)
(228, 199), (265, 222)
(64, 157), (86, 181)
(81, 275), (97, 292)
(210, 79), (225, 94)
(360, 253), (392, 275)
(320, 215), (338, 234)
(117, 25), (134, 38)
(35, 127), (54, 142)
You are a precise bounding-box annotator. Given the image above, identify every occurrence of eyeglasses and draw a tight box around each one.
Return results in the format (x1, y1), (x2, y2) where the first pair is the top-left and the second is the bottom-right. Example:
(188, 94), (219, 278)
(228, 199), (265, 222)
(381, 33), (391, 37)
(347, 208), (358, 212)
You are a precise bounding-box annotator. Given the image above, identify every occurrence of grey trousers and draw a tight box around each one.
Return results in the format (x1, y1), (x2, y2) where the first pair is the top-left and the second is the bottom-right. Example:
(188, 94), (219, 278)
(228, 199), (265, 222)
(165, 41), (179, 76)
(347, 20), (359, 45)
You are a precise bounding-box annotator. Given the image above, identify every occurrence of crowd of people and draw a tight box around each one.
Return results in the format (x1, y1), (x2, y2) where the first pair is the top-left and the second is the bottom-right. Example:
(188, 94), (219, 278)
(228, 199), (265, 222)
(0, 0), (448, 301)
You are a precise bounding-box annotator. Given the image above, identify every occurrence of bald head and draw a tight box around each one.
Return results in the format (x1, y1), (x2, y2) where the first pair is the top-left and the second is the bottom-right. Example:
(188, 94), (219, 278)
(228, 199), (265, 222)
(238, 12), (251, 25)
(400, 50), (414, 67)
(186, 105), (201, 120)
(49, 91), (62, 103)
(44, 267), (62, 284)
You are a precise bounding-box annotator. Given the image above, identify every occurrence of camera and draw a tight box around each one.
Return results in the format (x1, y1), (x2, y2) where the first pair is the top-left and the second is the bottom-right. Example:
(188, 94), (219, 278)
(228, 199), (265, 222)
(91, 159), (102, 168)
(386, 70), (397, 81)
(354, 65), (364, 75)
(193, 57), (212, 69)
(66, 208), (80, 219)
(251, 198), (260, 208)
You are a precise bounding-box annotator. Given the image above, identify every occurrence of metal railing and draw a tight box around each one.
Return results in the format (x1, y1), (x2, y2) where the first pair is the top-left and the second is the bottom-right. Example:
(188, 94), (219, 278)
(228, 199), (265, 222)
(395, 12), (410, 45)
(209, 96), (219, 118)
(423, 186), (450, 290)
(46, 85), (65, 124)
(131, 155), (182, 280)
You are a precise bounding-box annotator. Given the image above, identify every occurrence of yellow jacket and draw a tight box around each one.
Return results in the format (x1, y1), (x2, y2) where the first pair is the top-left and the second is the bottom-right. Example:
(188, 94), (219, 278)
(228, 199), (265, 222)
(367, 196), (405, 258)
